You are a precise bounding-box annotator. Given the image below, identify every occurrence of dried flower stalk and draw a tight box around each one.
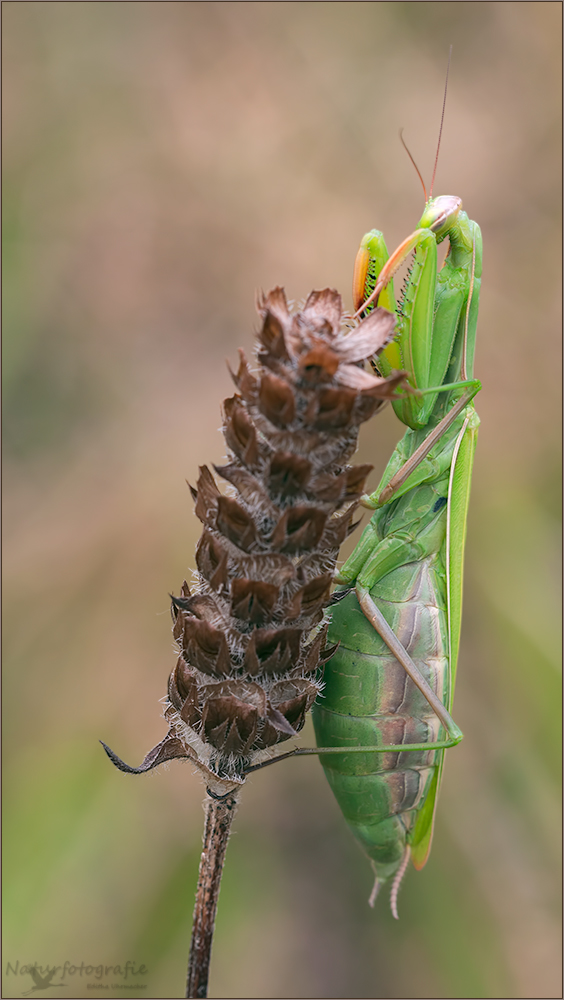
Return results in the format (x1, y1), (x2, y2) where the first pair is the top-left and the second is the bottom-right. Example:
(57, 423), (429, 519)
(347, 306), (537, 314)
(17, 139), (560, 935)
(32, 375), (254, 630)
(102, 287), (403, 997)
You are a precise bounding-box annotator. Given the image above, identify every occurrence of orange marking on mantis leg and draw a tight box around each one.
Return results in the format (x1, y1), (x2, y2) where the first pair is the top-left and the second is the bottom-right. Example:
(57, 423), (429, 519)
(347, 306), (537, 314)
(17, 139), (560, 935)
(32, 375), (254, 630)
(352, 244), (371, 313)
(353, 229), (425, 318)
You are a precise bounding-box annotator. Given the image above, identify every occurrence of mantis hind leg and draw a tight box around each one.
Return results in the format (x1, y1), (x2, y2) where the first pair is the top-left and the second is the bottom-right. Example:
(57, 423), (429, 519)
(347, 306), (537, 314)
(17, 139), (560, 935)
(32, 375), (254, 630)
(356, 585), (462, 744)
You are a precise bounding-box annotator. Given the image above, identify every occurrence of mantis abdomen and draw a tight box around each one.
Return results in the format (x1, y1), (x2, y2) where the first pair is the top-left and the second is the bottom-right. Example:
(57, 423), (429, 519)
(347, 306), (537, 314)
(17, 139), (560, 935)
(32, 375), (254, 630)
(313, 468), (452, 882)
(313, 557), (449, 881)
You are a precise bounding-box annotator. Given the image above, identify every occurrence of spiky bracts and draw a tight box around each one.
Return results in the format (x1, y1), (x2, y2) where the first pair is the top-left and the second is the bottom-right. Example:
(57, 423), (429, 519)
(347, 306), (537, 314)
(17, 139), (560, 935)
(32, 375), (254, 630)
(103, 288), (403, 785)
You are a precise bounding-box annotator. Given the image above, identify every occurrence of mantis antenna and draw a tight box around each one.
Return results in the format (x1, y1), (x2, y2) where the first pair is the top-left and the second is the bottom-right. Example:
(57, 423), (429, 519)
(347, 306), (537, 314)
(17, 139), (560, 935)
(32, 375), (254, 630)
(399, 128), (427, 203)
(398, 45), (452, 207)
(429, 44), (453, 200)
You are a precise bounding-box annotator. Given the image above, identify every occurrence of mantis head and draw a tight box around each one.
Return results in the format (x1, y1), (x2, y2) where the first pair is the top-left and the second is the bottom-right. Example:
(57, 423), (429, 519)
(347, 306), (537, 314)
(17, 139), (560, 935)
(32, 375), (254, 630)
(419, 195), (462, 239)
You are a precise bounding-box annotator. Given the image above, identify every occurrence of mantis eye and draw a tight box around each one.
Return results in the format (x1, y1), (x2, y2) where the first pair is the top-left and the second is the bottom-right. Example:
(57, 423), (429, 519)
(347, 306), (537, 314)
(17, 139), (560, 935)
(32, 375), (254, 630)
(419, 195), (462, 236)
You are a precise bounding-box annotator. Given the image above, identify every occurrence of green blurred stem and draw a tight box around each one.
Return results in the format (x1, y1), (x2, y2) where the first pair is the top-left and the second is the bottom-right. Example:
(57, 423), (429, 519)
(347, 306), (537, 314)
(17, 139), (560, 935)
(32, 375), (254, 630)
(186, 789), (240, 999)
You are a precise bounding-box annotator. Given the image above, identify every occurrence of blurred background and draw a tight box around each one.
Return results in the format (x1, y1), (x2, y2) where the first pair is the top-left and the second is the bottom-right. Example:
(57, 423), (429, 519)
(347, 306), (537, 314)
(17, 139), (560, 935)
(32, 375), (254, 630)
(3, 3), (561, 998)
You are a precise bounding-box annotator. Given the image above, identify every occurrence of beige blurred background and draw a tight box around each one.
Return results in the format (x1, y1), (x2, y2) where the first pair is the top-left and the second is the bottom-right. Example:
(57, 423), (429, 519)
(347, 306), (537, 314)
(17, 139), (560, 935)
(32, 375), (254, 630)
(3, 3), (561, 998)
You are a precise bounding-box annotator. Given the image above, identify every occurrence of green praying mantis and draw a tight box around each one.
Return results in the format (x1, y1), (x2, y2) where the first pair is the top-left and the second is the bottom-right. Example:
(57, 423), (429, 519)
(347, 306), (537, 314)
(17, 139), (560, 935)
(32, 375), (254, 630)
(310, 102), (482, 912)
(249, 161), (482, 915)
(242, 68), (482, 917)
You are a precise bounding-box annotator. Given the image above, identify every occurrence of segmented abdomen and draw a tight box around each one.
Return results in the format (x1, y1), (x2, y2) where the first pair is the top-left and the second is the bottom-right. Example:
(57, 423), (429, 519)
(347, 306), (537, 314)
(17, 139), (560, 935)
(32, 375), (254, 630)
(312, 554), (449, 882)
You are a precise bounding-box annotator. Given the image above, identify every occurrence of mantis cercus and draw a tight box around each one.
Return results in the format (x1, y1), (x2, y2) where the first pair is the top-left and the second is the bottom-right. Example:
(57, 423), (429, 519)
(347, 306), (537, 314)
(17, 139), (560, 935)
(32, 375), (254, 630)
(309, 83), (482, 914)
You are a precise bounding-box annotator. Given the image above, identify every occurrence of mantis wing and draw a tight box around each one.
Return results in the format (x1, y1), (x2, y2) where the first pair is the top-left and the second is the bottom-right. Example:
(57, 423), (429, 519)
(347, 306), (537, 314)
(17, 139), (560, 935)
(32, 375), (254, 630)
(410, 408), (479, 869)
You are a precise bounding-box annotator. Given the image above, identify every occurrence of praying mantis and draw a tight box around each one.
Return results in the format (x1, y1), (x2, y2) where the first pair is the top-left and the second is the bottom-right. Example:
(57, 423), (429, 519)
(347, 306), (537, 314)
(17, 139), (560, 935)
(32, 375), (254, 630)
(248, 167), (482, 913)
(245, 76), (482, 915)
(310, 96), (482, 914)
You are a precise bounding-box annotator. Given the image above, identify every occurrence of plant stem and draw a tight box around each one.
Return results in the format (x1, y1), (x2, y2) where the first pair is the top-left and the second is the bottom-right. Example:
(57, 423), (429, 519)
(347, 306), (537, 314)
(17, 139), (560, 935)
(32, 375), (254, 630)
(186, 788), (240, 999)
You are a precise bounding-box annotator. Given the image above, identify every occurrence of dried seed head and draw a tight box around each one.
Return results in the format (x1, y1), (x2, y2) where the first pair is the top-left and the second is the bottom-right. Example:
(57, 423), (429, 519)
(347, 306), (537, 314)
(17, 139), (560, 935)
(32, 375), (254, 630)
(103, 289), (404, 784)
